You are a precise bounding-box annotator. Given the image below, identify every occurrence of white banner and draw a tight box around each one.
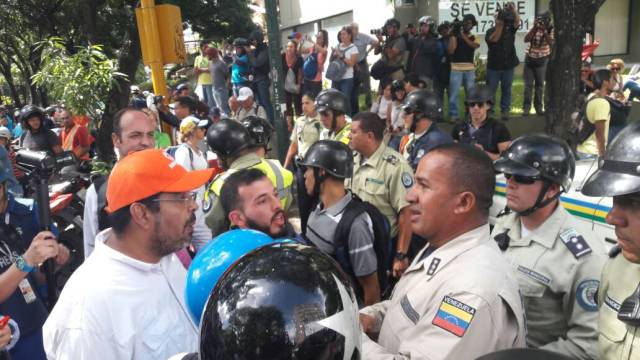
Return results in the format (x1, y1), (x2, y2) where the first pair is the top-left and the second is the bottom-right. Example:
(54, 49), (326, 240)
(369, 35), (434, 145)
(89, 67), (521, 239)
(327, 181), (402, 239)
(438, 1), (535, 34)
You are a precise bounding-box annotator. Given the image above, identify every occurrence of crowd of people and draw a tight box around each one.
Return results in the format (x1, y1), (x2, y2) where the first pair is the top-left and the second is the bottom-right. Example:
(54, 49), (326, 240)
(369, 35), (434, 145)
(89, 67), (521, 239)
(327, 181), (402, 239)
(1, 4), (640, 360)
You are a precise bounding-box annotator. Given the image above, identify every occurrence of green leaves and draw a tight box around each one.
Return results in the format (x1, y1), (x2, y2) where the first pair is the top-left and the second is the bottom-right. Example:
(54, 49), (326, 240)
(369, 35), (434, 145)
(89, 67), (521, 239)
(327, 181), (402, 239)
(31, 37), (127, 123)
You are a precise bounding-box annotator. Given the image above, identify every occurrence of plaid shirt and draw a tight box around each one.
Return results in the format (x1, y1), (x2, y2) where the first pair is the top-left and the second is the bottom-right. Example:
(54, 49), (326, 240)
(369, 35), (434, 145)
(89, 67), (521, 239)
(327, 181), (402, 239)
(526, 28), (553, 59)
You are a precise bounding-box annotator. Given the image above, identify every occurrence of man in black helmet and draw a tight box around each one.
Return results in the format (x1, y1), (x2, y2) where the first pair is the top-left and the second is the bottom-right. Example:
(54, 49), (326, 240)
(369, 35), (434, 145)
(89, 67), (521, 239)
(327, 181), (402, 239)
(18, 106), (62, 155)
(492, 134), (604, 359)
(316, 89), (351, 144)
(401, 89), (452, 170)
(247, 29), (274, 124)
(407, 16), (439, 89)
(203, 119), (293, 237)
(451, 85), (511, 160)
(241, 115), (274, 158)
(300, 140), (382, 306)
(581, 122), (640, 359)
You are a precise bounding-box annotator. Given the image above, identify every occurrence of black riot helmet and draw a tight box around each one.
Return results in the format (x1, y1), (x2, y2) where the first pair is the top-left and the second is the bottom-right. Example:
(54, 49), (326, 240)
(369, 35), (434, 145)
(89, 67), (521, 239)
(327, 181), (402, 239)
(495, 134), (575, 216)
(298, 140), (353, 178)
(206, 118), (252, 158)
(200, 242), (361, 360)
(402, 89), (443, 125)
(241, 115), (274, 148)
(391, 79), (406, 101)
(582, 122), (640, 197)
(477, 348), (573, 360)
(20, 105), (45, 123)
(315, 89), (349, 132)
(465, 85), (494, 105)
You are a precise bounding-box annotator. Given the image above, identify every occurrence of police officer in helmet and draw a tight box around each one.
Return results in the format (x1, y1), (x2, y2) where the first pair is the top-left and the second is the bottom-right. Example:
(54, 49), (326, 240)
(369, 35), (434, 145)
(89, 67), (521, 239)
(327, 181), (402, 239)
(241, 115), (274, 158)
(203, 119), (293, 238)
(492, 134), (604, 358)
(316, 89), (351, 144)
(401, 89), (452, 170)
(581, 122), (640, 359)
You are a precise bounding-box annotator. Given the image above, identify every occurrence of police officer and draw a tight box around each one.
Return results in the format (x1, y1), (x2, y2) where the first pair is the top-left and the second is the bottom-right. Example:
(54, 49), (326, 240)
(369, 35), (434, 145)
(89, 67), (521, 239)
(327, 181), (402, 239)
(401, 89), (453, 170)
(316, 89), (351, 144)
(492, 134), (605, 359)
(580, 122), (640, 359)
(348, 111), (414, 278)
(451, 85), (511, 160)
(203, 119), (293, 237)
(241, 115), (274, 158)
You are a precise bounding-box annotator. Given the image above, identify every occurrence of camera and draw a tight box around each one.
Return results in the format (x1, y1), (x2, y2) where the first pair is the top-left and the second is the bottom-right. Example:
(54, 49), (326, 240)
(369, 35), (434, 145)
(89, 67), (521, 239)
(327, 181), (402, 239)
(497, 2), (516, 24)
(370, 28), (387, 36)
(451, 18), (463, 35)
(16, 150), (76, 174)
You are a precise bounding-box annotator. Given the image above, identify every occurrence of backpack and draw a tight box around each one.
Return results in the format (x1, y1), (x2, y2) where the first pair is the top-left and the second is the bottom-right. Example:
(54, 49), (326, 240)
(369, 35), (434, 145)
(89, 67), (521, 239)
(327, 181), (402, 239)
(569, 95), (606, 146)
(333, 194), (391, 300)
(325, 44), (354, 81)
(303, 52), (318, 80)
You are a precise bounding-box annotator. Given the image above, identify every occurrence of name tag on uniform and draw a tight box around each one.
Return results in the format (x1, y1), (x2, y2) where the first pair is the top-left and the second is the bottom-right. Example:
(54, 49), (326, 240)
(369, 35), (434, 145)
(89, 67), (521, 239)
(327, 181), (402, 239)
(605, 294), (621, 312)
(365, 177), (384, 185)
(18, 278), (37, 304)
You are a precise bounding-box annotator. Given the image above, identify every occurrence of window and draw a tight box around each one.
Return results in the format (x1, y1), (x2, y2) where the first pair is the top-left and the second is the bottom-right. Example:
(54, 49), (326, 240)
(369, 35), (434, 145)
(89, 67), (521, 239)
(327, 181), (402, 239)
(594, 0), (630, 55)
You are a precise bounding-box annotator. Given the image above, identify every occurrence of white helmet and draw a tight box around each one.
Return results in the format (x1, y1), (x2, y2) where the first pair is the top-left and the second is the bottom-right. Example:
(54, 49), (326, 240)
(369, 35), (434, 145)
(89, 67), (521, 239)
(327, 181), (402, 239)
(130, 85), (140, 94)
(418, 16), (434, 26)
(0, 126), (11, 140)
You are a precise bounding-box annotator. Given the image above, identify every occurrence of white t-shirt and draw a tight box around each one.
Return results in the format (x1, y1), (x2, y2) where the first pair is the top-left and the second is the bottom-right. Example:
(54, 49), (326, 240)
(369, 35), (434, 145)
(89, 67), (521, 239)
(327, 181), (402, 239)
(371, 96), (392, 120)
(339, 44), (359, 80)
(43, 229), (199, 359)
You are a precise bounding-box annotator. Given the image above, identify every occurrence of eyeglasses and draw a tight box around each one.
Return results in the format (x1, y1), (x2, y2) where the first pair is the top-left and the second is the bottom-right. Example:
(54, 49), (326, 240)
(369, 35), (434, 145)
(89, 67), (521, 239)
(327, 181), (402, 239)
(151, 192), (197, 205)
(611, 67), (620, 71)
(504, 173), (539, 185)
(468, 102), (485, 108)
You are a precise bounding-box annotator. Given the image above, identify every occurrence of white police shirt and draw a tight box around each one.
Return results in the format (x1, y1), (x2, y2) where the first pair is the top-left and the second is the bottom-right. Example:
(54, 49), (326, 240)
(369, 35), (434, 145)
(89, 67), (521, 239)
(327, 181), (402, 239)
(43, 229), (198, 359)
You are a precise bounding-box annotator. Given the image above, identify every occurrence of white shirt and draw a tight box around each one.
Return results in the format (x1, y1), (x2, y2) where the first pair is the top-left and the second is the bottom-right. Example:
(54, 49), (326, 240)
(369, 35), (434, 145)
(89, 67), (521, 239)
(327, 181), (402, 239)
(43, 229), (199, 360)
(338, 44), (359, 80)
(82, 184), (99, 258)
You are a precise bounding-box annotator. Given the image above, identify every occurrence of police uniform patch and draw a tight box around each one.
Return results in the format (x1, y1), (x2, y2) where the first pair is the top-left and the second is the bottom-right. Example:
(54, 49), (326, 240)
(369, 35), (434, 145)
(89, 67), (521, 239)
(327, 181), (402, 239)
(576, 279), (599, 312)
(432, 296), (476, 337)
(416, 148), (426, 160)
(605, 294), (621, 312)
(401, 172), (413, 188)
(427, 257), (440, 275)
(517, 265), (552, 286)
(559, 228), (592, 259)
(384, 154), (399, 165)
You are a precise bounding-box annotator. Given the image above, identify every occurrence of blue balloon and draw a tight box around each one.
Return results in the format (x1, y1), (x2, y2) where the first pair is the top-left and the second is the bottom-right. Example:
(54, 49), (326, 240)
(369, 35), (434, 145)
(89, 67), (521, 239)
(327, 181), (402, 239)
(185, 229), (287, 325)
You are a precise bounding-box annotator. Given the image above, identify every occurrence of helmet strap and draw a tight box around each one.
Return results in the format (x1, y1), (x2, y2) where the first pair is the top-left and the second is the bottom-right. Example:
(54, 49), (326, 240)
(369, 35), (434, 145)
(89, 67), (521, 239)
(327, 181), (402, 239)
(312, 167), (328, 197)
(516, 180), (561, 217)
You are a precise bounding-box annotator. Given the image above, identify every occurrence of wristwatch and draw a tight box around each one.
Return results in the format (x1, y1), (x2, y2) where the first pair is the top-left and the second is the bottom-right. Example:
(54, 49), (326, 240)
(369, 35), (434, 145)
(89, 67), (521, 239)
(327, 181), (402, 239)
(394, 252), (408, 261)
(15, 255), (35, 273)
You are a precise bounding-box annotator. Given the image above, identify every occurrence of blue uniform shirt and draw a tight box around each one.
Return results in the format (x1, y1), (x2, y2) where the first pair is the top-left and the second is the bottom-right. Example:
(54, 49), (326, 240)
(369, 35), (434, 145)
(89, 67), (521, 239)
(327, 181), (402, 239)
(407, 123), (453, 170)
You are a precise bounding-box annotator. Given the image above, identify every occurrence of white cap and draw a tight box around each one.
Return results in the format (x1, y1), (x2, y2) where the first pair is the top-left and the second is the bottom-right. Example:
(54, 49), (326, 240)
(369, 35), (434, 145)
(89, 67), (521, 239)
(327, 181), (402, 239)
(0, 126), (10, 140)
(237, 87), (254, 102)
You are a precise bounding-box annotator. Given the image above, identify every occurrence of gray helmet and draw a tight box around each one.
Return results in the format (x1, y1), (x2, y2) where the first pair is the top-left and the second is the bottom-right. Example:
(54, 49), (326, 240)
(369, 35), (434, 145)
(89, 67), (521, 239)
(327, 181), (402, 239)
(241, 116), (273, 147)
(315, 89), (349, 115)
(465, 85), (493, 105)
(297, 140), (354, 179)
(206, 119), (252, 157)
(19, 105), (45, 123)
(582, 122), (640, 197)
(495, 134), (575, 192)
(402, 89), (443, 121)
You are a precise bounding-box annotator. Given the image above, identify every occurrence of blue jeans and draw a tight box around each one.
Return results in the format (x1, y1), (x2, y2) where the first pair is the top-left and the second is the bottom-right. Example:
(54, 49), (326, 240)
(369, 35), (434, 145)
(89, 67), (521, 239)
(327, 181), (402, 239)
(487, 68), (515, 115)
(624, 80), (640, 101)
(331, 78), (355, 116)
(254, 79), (274, 124)
(448, 70), (475, 119)
(201, 84), (216, 110)
(212, 86), (231, 117)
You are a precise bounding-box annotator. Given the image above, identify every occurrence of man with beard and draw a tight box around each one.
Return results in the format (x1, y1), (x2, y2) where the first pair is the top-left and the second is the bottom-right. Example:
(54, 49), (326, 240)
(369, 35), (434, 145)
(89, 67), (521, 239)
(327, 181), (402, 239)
(43, 149), (214, 359)
(219, 168), (290, 239)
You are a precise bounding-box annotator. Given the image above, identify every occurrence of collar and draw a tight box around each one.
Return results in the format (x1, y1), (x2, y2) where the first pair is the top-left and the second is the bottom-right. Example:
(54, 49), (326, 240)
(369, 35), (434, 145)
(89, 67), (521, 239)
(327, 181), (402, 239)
(360, 142), (387, 168)
(404, 224), (492, 279)
(469, 117), (491, 130)
(96, 229), (164, 272)
(230, 152), (262, 169)
(318, 192), (352, 217)
(414, 121), (436, 140)
(498, 204), (568, 249)
(302, 114), (320, 124)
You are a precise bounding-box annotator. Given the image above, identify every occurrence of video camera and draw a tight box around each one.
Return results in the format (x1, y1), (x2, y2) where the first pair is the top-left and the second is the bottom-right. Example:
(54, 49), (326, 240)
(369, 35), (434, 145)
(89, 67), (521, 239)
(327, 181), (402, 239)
(497, 2), (516, 25)
(370, 27), (388, 37)
(451, 18), (463, 36)
(16, 150), (76, 175)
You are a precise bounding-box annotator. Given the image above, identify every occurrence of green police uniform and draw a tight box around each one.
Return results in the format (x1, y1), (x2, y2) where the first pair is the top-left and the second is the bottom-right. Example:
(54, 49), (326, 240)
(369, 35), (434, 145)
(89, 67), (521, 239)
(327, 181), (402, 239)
(290, 114), (322, 160)
(320, 122), (351, 145)
(491, 205), (605, 359)
(597, 246), (640, 359)
(348, 143), (413, 238)
(202, 152), (294, 237)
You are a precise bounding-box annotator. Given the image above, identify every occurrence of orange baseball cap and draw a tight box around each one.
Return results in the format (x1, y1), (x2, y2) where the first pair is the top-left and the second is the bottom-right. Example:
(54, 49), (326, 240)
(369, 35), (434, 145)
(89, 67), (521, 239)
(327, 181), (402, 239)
(105, 149), (214, 213)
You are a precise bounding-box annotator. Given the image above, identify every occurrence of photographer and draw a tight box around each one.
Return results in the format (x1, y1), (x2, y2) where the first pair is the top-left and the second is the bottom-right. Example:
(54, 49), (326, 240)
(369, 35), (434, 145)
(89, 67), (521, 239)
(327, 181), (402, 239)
(407, 16), (439, 90)
(523, 11), (554, 116)
(373, 18), (407, 82)
(486, 2), (521, 122)
(247, 30), (275, 125)
(447, 14), (479, 122)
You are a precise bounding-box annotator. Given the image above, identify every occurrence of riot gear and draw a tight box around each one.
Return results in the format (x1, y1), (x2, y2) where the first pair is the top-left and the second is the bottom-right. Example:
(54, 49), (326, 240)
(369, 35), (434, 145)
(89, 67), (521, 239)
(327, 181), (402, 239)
(199, 242), (361, 360)
(19, 105), (45, 123)
(495, 134), (575, 216)
(206, 118), (252, 158)
(402, 89), (443, 130)
(242, 115), (273, 148)
(315, 89), (349, 132)
(465, 85), (494, 105)
(297, 140), (354, 197)
(582, 122), (640, 197)
(391, 80), (406, 101)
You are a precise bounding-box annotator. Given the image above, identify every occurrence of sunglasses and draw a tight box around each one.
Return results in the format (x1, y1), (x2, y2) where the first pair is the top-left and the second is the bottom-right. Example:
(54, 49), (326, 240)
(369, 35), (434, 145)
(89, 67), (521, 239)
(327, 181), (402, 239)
(504, 173), (540, 185)
(468, 102), (485, 108)
(610, 67), (620, 71)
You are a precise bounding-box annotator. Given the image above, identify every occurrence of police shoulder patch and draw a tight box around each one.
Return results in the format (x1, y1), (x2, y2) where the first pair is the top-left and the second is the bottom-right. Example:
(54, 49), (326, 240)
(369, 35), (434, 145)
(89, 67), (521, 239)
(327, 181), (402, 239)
(432, 296), (476, 337)
(576, 279), (599, 312)
(384, 154), (399, 165)
(559, 228), (592, 259)
(401, 172), (414, 188)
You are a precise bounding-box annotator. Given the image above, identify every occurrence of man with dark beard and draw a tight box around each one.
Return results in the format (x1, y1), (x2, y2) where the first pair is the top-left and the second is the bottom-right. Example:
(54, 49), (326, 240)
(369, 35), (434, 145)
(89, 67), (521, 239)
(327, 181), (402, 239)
(220, 168), (291, 239)
(43, 149), (214, 359)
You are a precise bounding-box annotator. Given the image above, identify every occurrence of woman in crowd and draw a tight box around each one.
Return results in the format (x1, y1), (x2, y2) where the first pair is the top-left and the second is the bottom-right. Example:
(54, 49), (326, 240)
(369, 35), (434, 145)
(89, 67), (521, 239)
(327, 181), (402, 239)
(370, 79), (393, 123)
(301, 30), (328, 97)
(388, 79), (407, 151)
(282, 40), (304, 130)
(330, 27), (359, 115)
(607, 58), (625, 100)
(231, 39), (251, 97)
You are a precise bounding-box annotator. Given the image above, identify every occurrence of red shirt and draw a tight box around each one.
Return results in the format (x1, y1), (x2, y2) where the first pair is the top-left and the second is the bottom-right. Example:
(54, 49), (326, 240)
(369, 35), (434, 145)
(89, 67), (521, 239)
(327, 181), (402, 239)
(60, 125), (91, 160)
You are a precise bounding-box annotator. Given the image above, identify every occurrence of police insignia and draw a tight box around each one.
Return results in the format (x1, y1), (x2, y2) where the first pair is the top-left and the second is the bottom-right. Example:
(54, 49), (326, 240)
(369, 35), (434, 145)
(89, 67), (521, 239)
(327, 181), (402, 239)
(432, 296), (476, 337)
(559, 228), (592, 259)
(416, 148), (426, 160)
(401, 172), (413, 188)
(576, 279), (599, 312)
(427, 258), (440, 275)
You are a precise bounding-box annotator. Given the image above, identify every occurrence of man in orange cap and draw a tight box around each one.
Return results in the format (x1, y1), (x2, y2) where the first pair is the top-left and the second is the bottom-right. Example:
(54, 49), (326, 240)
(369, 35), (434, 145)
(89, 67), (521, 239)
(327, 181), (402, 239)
(43, 149), (214, 360)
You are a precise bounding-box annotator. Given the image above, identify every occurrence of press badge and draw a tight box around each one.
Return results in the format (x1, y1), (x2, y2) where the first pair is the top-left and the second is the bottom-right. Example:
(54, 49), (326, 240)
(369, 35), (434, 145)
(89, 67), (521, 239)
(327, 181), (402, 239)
(18, 278), (37, 304)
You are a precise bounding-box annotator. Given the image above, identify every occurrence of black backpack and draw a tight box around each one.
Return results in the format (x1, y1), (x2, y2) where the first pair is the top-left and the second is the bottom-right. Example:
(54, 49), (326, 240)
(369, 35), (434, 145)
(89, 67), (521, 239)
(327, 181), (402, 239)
(333, 194), (391, 300)
(569, 95), (607, 146)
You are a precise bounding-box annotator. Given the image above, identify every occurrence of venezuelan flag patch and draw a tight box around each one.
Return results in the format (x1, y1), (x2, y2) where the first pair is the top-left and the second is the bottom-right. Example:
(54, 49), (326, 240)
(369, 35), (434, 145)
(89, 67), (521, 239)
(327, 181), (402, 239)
(432, 296), (476, 337)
